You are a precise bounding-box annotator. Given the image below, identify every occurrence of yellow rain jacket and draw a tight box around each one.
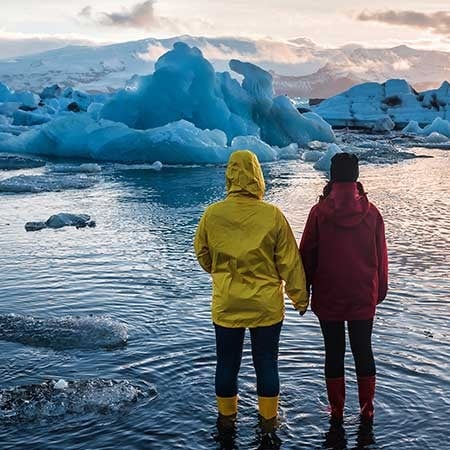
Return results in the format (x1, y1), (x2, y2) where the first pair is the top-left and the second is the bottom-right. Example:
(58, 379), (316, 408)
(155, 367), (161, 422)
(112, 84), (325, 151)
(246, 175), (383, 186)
(194, 150), (308, 328)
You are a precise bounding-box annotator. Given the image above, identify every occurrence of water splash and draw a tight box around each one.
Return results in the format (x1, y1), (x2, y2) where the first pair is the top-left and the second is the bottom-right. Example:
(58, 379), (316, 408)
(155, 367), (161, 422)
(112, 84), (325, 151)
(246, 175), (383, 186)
(0, 314), (128, 350)
(0, 379), (156, 423)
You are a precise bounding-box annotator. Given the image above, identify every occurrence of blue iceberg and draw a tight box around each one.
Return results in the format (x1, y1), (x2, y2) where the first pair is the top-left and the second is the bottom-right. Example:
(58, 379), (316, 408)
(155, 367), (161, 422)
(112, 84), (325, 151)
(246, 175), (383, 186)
(0, 43), (335, 165)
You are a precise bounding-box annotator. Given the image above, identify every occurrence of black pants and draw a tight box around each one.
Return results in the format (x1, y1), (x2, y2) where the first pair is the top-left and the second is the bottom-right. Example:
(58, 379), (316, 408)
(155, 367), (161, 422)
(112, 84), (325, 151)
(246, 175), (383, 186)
(319, 319), (376, 378)
(214, 321), (282, 398)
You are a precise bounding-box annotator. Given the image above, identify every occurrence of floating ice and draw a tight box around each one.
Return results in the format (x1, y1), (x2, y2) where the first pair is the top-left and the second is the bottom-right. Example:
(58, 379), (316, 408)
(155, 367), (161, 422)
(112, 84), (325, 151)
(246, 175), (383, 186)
(402, 120), (423, 135)
(54, 379), (69, 390)
(302, 150), (324, 162)
(114, 161), (163, 171)
(0, 174), (97, 193)
(0, 82), (40, 109)
(0, 379), (155, 423)
(98, 42), (334, 147)
(0, 153), (45, 170)
(314, 79), (450, 129)
(50, 163), (102, 174)
(0, 314), (128, 349)
(0, 43), (335, 165)
(422, 117), (450, 138)
(313, 143), (343, 171)
(25, 213), (96, 231)
(424, 132), (449, 144)
(12, 110), (51, 126)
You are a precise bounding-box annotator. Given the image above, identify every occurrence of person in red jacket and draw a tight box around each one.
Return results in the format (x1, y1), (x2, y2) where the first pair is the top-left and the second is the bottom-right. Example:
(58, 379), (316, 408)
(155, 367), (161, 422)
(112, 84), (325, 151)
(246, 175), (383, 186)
(300, 152), (388, 424)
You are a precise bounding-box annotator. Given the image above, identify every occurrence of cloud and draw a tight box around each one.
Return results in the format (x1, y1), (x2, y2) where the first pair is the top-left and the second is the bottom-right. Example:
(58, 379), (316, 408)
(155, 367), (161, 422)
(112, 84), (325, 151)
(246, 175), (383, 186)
(357, 10), (450, 36)
(80, 1), (178, 32)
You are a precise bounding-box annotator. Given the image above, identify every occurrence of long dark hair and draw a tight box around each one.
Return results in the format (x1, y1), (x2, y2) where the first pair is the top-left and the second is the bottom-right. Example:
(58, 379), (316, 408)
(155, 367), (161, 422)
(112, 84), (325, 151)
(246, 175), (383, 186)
(320, 181), (366, 200)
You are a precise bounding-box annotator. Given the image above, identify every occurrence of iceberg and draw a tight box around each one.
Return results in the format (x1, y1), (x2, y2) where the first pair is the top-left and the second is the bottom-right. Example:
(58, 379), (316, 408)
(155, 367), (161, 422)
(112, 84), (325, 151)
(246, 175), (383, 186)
(314, 79), (450, 129)
(313, 143), (343, 171)
(424, 132), (449, 143)
(422, 117), (450, 138)
(0, 314), (127, 349)
(0, 43), (336, 165)
(0, 379), (155, 423)
(402, 120), (423, 135)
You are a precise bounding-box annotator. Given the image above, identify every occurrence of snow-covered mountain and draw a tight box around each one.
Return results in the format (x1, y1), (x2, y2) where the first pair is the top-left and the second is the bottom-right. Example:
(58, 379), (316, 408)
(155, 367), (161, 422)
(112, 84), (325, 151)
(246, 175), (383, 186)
(0, 35), (448, 98)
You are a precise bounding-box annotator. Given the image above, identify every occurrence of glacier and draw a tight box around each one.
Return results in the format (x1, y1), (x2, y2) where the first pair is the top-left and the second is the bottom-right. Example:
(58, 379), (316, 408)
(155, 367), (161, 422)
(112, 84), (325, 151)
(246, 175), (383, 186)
(0, 42), (335, 165)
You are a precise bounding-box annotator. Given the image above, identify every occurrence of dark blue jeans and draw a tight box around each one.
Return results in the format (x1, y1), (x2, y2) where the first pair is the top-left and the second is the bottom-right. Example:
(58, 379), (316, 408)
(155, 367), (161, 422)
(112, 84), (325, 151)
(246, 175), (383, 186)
(214, 321), (282, 398)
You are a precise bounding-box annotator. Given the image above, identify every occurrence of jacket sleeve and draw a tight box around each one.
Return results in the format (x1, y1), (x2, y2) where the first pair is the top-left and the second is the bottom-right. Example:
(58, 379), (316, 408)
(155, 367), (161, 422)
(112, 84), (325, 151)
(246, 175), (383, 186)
(274, 209), (309, 312)
(376, 212), (388, 303)
(299, 207), (319, 290)
(194, 211), (212, 273)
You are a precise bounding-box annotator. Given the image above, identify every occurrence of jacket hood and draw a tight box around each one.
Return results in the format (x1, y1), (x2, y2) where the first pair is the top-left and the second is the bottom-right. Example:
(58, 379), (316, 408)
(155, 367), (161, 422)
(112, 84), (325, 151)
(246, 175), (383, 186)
(226, 150), (265, 199)
(318, 182), (369, 227)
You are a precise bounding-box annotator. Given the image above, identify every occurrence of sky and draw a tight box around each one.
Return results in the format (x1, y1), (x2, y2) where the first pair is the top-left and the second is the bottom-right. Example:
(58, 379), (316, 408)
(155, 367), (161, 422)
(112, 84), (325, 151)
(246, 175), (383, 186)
(1, 0), (449, 57)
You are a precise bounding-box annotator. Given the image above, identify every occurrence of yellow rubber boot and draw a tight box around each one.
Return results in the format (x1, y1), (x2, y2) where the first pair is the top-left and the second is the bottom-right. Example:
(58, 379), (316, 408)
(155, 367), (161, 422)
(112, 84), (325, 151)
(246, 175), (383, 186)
(258, 396), (279, 433)
(217, 395), (238, 417)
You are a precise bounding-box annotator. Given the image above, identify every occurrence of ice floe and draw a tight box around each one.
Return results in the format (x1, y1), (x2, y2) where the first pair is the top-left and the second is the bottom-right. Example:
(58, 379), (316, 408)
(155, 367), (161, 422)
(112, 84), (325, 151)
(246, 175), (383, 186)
(0, 314), (128, 349)
(0, 379), (155, 423)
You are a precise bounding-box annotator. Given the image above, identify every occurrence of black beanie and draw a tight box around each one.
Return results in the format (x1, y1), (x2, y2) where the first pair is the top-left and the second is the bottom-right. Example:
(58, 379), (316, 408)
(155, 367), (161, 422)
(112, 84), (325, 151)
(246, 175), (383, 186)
(330, 153), (359, 182)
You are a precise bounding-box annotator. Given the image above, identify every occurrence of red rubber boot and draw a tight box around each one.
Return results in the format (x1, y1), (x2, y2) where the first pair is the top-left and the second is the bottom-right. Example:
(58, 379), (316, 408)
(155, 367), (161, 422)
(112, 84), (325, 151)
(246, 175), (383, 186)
(357, 375), (376, 422)
(326, 377), (345, 423)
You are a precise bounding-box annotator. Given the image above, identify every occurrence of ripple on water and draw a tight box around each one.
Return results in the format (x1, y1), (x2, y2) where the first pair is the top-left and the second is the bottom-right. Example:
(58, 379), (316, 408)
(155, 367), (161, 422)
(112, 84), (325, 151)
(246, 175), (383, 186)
(0, 150), (449, 448)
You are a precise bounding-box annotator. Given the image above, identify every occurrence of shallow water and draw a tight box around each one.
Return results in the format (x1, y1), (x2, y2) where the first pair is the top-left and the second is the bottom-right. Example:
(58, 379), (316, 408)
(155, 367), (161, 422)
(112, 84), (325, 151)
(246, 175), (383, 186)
(0, 148), (449, 449)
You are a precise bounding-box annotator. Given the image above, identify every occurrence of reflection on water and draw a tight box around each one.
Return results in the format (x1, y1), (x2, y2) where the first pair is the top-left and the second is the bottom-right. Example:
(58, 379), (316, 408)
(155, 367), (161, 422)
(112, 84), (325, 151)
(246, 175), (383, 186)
(0, 149), (449, 449)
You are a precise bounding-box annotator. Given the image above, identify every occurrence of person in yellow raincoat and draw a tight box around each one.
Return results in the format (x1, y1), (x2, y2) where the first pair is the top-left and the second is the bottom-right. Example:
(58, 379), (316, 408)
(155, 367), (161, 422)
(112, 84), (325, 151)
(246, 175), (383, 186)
(194, 150), (308, 443)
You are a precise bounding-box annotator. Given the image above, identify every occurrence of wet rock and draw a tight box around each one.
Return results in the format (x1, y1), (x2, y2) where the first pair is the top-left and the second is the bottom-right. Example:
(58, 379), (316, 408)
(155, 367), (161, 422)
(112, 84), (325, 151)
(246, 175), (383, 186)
(24, 221), (47, 232)
(67, 102), (81, 113)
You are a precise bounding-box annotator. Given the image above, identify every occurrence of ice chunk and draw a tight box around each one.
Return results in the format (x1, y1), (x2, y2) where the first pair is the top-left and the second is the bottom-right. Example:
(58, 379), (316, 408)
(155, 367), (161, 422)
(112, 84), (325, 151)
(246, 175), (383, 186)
(0, 379), (155, 423)
(50, 163), (102, 174)
(0, 153), (45, 170)
(12, 110), (51, 126)
(313, 144), (343, 171)
(53, 379), (69, 390)
(0, 174), (97, 193)
(424, 132), (449, 143)
(372, 117), (395, 132)
(402, 120), (423, 134)
(422, 117), (450, 138)
(302, 150), (324, 162)
(40, 84), (62, 99)
(0, 314), (128, 349)
(114, 161), (163, 171)
(230, 135), (277, 162)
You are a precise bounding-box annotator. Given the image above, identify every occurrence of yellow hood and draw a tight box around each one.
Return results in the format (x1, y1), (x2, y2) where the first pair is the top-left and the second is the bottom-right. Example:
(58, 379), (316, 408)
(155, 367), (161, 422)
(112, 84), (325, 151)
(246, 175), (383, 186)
(226, 150), (265, 199)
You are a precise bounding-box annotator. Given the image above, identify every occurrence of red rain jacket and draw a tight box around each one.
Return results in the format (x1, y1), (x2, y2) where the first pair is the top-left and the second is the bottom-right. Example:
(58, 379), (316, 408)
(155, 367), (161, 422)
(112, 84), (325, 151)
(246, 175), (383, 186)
(299, 182), (388, 321)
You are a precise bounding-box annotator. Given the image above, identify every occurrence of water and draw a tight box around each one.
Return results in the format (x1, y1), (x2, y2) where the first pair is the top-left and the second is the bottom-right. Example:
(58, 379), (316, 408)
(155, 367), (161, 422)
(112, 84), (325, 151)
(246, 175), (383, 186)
(0, 148), (449, 449)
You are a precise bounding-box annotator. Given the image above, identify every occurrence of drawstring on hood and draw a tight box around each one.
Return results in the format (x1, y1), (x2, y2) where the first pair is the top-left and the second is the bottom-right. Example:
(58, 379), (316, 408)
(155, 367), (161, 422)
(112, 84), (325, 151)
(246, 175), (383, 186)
(318, 182), (369, 228)
(226, 150), (265, 200)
